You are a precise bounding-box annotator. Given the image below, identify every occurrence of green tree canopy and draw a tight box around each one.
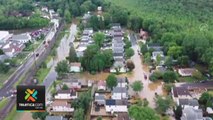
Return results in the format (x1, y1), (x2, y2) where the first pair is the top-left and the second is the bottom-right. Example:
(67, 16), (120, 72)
(93, 32), (105, 47)
(55, 60), (69, 77)
(106, 74), (117, 90)
(163, 71), (178, 83)
(32, 112), (49, 120)
(73, 108), (84, 120)
(128, 105), (160, 120)
(125, 48), (134, 59)
(0, 49), (4, 55)
(66, 45), (78, 63)
(131, 81), (143, 94)
(155, 96), (173, 114)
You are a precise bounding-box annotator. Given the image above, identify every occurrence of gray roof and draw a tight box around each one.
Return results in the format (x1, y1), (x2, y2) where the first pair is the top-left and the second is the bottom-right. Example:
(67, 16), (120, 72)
(11, 34), (30, 40)
(117, 77), (126, 83)
(105, 99), (128, 106)
(113, 87), (127, 93)
(95, 94), (105, 100)
(45, 116), (67, 120)
(181, 107), (203, 120)
(173, 87), (191, 97)
(0, 55), (9, 62)
(113, 52), (124, 57)
(179, 99), (199, 107)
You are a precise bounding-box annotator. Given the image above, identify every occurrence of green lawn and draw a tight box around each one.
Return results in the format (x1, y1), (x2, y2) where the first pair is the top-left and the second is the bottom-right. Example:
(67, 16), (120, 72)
(0, 98), (9, 110)
(5, 106), (22, 120)
(178, 77), (196, 83)
(0, 68), (16, 88)
(35, 68), (51, 83)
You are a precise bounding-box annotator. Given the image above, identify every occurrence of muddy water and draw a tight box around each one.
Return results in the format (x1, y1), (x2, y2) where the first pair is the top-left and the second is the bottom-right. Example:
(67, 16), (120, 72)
(74, 45), (166, 108)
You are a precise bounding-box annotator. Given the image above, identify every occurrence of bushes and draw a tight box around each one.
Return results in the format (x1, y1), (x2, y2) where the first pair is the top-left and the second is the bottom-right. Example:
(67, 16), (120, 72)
(150, 71), (163, 81)
(163, 71), (178, 83)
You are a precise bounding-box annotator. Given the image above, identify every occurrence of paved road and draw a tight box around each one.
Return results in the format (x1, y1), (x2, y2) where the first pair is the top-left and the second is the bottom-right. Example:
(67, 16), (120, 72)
(43, 24), (77, 98)
(0, 22), (61, 120)
(128, 34), (164, 108)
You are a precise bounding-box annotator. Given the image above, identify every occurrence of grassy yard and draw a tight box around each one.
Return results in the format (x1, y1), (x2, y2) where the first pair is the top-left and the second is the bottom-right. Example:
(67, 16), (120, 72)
(35, 67), (51, 83)
(178, 77), (196, 83)
(0, 68), (16, 88)
(0, 98), (9, 110)
(5, 106), (22, 120)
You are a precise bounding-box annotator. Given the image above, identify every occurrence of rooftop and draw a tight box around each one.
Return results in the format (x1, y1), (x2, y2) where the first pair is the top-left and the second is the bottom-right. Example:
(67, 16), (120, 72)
(45, 116), (67, 120)
(105, 99), (128, 105)
(173, 87), (191, 97)
(52, 100), (71, 108)
(113, 87), (127, 93)
(179, 99), (199, 106)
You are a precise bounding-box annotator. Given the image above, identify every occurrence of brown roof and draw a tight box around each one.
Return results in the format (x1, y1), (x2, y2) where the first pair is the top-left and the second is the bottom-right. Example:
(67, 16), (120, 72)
(57, 89), (77, 96)
(173, 87), (191, 97)
(117, 113), (130, 120)
(70, 62), (81, 67)
(52, 100), (70, 107)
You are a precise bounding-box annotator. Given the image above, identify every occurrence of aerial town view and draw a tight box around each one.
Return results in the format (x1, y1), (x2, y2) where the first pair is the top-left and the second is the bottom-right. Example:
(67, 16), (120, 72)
(0, 0), (213, 120)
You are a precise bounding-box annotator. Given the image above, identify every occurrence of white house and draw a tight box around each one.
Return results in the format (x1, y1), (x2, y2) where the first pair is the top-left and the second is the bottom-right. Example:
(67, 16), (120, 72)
(51, 100), (74, 113)
(105, 99), (128, 113)
(177, 99), (199, 109)
(151, 51), (164, 62)
(178, 68), (197, 77)
(97, 80), (106, 91)
(112, 87), (128, 100)
(54, 89), (77, 100)
(1, 41), (25, 57)
(0, 31), (12, 43)
(70, 62), (82, 73)
(94, 93), (105, 105)
(10, 33), (31, 44)
(181, 107), (204, 120)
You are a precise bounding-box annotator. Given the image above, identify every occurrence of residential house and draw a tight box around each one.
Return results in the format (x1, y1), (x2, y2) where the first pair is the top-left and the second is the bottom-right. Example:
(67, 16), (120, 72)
(105, 99), (128, 113)
(50, 100), (74, 115)
(117, 77), (127, 88)
(10, 33), (31, 44)
(112, 87), (128, 100)
(178, 68), (197, 77)
(54, 89), (77, 100)
(181, 107), (205, 120)
(97, 80), (106, 91)
(172, 87), (191, 103)
(82, 12), (91, 23)
(147, 44), (163, 51)
(70, 62), (82, 73)
(45, 116), (67, 120)
(177, 99), (199, 109)
(63, 79), (81, 89)
(0, 31), (12, 43)
(94, 93), (105, 105)
(110, 24), (126, 73)
(1, 41), (25, 57)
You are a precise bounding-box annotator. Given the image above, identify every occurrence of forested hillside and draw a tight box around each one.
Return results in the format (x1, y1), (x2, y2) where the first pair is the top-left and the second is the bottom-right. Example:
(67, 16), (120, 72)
(106, 0), (213, 74)
(0, 0), (49, 30)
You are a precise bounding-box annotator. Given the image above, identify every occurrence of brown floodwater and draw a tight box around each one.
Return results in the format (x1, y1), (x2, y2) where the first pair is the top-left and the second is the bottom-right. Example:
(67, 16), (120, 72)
(74, 45), (166, 108)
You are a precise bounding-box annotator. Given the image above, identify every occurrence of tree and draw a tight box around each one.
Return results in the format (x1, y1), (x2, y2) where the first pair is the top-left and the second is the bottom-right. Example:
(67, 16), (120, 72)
(128, 15), (143, 32)
(128, 105), (160, 120)
(62, 84), (69, 90)
(164, 56), (173, 68)
(210, 58), (213, 76)
(144, 52), (151, 64)
(64, 9), (71, 23)
(192, 70), (202, 80)
(137, 98), (149, 107)
(131, 81), (143, 94)
(106, 74), (117, 90)
(155, 96), (173, 115)
(72, 90), (91, 110)
(55, 60), (69, 77)
(125, 48), (134, 59)
(0, 62), (10, 73)
(66, 45), (78, 63)
(73, 108), (84, 120)
(97, 116), (102, 120)
(150, 71), (163, 82)
(167, 46), (183, 59)
(0, 49), (4, 55)
(163, 71), (178, 83)
(140, 44), (148, 55)
(32, 112), (49, 120)
(199, 92), (213, 108)
(178, 55), (189, 67)
(174, 105), (182, 120)
(163, 83), (174, 92)
(93, 32), (105, 47)
(126, 59), (135, 71)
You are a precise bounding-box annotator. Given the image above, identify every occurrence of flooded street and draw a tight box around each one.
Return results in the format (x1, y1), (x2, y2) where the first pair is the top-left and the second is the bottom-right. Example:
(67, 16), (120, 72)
(75, 44), (166, 108)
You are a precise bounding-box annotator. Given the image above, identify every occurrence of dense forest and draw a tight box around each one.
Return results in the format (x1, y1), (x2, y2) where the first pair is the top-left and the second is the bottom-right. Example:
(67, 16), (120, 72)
(104, 0), (213, 75)
(0, 0), (49, 30)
